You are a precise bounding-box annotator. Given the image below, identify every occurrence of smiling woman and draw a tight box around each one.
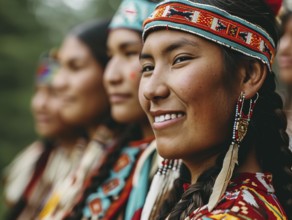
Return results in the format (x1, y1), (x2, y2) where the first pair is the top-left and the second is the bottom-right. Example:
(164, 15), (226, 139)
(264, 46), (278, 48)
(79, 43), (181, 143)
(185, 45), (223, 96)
(139, 0), (292, 219)
(3, 52), (87, 220)
(27, 19), (120, 220)
(64, 1), (158, 220)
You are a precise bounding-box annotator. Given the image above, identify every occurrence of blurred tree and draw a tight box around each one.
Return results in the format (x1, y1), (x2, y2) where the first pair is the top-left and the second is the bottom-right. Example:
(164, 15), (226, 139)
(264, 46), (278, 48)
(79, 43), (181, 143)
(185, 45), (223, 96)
(0, 0), (120, 217)
(0, 0), (50, 169)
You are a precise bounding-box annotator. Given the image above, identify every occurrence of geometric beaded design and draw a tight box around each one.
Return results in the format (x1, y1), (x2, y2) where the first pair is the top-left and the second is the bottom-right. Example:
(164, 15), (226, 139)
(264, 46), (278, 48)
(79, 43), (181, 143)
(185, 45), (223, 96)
(232, 92), (258, 144)
(143, 0), (275, 70)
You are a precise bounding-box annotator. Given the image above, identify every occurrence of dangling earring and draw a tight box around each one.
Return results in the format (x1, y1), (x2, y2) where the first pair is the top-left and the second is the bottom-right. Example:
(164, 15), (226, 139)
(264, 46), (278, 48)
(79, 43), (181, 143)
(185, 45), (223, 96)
(233, 91), (259, 144)
(208, 91), (259, 211)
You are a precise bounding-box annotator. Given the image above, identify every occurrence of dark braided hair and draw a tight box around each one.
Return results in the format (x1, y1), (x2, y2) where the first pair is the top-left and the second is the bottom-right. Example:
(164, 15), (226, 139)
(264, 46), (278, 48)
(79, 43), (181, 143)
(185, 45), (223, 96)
(64, 123), (142, 220)
(154, 0), (292, 219)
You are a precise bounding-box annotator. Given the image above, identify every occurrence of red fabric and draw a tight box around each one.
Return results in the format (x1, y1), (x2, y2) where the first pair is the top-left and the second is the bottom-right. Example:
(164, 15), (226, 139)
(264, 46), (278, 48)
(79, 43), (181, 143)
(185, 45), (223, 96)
(183, 183), (190, 191)
(188, 173), (287, 220)
(131, 208), (143, 220)
(265, 0), (282, 15)
(103, 171), (135, 220)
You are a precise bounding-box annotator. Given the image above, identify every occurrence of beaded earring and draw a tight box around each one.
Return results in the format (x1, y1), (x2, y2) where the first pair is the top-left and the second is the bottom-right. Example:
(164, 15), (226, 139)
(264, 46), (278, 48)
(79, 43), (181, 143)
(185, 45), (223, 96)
(208, 91), (259, 211)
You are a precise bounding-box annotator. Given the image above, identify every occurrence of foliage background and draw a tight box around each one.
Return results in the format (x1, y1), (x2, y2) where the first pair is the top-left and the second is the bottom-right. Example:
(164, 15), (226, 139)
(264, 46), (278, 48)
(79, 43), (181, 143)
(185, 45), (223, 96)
(0, 0), (120, 217)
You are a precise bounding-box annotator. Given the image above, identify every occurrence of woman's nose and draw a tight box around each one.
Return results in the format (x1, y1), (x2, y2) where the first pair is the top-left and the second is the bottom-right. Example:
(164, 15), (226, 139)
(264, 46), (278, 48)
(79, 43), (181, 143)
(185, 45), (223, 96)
(142, 68), (170, 101)
(104, 57), (123, 85)
(52, 68), (68, 92)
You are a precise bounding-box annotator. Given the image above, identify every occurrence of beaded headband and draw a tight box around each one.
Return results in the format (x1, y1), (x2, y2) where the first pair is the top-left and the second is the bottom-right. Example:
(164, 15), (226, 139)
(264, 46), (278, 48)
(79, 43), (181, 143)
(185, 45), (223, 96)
(109, 0), (157, 32)
(36, 52), (59, 84)
(143, 0), (276, 70)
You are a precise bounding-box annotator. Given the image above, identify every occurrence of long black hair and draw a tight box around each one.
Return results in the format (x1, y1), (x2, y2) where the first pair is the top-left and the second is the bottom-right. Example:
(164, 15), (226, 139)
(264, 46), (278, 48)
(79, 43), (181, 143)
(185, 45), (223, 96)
(69, 18), (110, 69)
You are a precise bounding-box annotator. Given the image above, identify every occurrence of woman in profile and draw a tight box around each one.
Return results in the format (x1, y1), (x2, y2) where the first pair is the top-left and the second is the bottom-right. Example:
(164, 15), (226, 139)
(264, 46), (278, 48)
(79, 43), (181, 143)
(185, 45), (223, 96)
(139, 0), (292, 219)
(35, 19), (123, 220)
(3, 51), (86, 220)
(65, 1), (158, 219)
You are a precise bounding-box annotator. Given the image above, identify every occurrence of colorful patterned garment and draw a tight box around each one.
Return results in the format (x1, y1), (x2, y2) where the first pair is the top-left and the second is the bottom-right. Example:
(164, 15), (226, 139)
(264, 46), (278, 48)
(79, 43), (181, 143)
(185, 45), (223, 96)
(187, 172), (287, 220)
(37, 137), (107, 220)
(82, 137), (155, 220)
(4, 138), (90, 220)
(3, 141), (46, 206)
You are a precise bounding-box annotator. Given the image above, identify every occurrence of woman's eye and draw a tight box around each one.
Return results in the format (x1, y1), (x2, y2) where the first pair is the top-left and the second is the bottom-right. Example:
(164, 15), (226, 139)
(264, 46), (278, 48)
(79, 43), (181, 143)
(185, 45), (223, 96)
(70, 63), (83, 71)
(125, 51), (139, 57)
(173, 56), (192, 65)
(141, 65), (154, 74)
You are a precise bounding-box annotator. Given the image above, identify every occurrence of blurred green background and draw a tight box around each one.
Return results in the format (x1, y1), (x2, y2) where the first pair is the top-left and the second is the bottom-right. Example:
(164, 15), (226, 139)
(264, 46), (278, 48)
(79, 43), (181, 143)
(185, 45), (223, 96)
(0, 0), (120, 217)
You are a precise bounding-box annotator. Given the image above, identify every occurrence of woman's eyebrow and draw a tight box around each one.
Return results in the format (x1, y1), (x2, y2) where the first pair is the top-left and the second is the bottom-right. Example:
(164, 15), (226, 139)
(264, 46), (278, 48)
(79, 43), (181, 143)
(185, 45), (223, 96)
(119, 41), (141, 50)
(139, 53), (152, 60)
(161, 38), (199, 55)
(140, 37), (199, 61)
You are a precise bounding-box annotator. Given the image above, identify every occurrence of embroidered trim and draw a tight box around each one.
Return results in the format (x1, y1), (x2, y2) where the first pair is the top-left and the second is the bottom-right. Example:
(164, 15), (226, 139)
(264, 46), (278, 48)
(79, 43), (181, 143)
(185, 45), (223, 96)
(143, 0), (275, 70)
(83, 146), (142, 219)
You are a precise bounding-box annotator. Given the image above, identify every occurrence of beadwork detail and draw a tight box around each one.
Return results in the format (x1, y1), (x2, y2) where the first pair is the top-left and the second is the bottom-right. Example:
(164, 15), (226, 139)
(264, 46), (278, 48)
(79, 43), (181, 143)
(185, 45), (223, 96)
(233, 92), (259, 144)
(143, 0), (275, 70)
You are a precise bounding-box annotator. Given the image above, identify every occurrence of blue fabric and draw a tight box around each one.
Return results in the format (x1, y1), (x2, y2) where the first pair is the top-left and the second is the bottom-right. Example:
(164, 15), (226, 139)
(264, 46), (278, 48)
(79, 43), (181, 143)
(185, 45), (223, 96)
(124, 150), (155, 220)
(109, 0), (157, 32)
(82, 146), (141, 219)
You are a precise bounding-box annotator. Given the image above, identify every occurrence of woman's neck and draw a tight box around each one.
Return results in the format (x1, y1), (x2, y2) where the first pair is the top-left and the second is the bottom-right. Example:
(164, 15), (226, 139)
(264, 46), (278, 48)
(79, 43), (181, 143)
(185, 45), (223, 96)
(237, 146), (262, 173)
(54, 128), (84, 149)
(184, 152), (219, 184)
(185, 145), (262, 184)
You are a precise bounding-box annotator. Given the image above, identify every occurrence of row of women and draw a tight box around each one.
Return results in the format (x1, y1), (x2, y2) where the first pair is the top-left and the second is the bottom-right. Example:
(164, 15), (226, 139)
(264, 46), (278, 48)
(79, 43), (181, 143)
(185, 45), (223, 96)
(2, 0), (292, 219)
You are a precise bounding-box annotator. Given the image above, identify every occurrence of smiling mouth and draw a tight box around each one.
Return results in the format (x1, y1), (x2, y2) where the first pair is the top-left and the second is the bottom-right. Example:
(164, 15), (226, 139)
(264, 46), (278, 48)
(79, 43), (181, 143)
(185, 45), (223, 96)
(154, 112), (185, 123)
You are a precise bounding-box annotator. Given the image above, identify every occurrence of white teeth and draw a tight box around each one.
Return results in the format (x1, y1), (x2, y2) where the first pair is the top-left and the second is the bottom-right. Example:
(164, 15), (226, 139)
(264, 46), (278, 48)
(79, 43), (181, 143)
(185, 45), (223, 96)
(154, 113), (184, 123)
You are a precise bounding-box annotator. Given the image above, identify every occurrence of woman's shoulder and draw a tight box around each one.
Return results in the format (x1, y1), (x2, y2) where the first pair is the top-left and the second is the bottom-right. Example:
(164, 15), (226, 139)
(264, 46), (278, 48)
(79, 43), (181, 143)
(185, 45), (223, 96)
(3, 140), (45, 180)
(2, 140), (45, 205)
(189, 172), (287, 220)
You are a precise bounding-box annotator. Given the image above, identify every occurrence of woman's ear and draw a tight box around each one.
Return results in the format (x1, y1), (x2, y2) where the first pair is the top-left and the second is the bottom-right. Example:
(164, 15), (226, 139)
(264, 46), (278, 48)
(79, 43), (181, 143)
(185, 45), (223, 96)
(241, 60), (267, 99)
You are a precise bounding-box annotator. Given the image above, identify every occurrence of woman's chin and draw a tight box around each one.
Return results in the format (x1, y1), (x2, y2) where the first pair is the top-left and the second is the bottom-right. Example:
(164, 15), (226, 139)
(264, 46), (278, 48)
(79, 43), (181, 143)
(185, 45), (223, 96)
(156, 144), (181, 160)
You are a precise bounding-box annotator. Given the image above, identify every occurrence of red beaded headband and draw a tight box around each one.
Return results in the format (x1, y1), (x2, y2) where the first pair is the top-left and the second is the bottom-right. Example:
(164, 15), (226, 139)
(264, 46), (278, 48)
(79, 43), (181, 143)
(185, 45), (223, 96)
(143, 0), (276, 70)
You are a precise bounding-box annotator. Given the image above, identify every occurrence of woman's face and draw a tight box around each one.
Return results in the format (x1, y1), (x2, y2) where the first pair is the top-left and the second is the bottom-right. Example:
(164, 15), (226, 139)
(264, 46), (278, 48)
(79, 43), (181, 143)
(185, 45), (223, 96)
(53, 36), (109, 127)
(103, 29), (147, 123)
(139, 30), (240, 161)
(31, 84), (66, 138)
(278, 17), (292, 85)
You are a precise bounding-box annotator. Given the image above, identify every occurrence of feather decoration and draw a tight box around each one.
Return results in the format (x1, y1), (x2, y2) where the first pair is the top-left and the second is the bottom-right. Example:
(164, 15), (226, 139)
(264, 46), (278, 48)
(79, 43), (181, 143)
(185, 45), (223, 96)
(207, 143), (239, 211)
(141, 162), (167, 220)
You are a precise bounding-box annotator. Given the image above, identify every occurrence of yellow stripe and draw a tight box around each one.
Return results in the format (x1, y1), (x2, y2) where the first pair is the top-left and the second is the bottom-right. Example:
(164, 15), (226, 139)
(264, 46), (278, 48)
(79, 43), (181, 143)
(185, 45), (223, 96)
(38, 193), (60, 219)
(242, 186), (286, 220)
